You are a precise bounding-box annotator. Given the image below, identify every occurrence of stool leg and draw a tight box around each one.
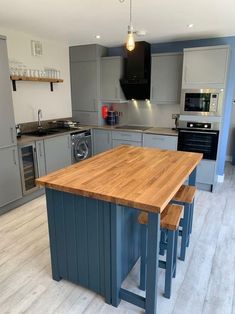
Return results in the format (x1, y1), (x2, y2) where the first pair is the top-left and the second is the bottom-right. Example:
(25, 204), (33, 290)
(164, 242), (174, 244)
(139, 224), (147, 291)
(164, 230), (175, 299)
(179, 203), (190, 261)
(173, 229), (179, 278)
(160, 229), (166, 255)
(189, 200), (195, 234)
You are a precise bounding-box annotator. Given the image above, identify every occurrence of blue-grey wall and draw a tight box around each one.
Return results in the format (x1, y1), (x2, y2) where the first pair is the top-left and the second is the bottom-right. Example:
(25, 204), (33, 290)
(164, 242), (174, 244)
(108, 36), (235, 177)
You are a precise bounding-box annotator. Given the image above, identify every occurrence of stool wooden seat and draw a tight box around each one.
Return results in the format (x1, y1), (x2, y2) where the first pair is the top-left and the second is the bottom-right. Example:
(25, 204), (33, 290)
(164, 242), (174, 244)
(172, 185), (196, 261)
(138, 204), (183, 230)
(173, 185), (196, 204)
(138, 204), (183, 298)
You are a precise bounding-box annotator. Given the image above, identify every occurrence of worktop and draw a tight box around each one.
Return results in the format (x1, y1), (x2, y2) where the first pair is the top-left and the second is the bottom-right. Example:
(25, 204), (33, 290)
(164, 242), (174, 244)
(17, 124), (178, 146)
(37, 145), (201, 213)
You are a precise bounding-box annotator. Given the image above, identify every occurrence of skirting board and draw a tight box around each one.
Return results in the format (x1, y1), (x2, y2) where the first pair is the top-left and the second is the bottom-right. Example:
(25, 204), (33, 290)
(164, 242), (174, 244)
(217, 175), (225, 183)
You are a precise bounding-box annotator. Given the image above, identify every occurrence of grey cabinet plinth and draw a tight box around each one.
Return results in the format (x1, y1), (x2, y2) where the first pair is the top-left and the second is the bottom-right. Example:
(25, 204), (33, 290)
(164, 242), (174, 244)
(0, 146), (22, 207)
(44, 134), (72, 174)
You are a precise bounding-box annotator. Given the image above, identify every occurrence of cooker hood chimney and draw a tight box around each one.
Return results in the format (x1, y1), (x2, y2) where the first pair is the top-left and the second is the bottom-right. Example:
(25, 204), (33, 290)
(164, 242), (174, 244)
(120, 41), (151, 100)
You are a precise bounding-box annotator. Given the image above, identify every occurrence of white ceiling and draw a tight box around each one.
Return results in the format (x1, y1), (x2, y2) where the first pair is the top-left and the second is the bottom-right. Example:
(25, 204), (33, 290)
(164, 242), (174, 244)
(0, 0), (235, 46)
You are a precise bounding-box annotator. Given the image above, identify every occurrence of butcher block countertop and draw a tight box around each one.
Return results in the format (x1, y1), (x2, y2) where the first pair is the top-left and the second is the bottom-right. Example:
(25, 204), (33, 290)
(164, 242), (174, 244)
(36, 145), (202, 213)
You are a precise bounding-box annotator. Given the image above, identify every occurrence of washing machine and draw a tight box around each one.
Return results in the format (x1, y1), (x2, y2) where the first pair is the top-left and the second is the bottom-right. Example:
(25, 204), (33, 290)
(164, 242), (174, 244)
(71, 130), (92, 163)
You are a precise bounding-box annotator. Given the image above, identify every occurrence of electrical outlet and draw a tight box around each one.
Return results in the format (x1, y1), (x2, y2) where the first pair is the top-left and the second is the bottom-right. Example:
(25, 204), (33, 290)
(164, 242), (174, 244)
(172, 114), (178, 119)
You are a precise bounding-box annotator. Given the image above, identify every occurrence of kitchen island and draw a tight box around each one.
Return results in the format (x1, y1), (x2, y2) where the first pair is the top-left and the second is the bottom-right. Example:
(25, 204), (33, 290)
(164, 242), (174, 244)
(36, 145), (202, 314)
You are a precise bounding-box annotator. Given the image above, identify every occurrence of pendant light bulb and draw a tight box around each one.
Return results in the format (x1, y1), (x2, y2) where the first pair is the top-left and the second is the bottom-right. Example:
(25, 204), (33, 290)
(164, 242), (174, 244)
(126, 26), (135, 51)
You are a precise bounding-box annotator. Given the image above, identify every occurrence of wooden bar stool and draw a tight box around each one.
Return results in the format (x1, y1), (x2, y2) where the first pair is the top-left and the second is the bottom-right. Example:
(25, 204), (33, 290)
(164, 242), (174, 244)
(138, 204), (183, 299)
(172, 185), (196, 261)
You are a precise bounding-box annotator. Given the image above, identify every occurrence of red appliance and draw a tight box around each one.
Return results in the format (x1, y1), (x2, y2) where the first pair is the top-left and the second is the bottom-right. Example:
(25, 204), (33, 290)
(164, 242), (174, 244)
(102, 105), (108, 119)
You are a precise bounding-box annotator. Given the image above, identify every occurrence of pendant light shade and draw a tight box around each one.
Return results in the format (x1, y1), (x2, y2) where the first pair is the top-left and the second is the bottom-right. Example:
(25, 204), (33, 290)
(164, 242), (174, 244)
(126, 0), (135, 51)
(126, 26), (135, 51)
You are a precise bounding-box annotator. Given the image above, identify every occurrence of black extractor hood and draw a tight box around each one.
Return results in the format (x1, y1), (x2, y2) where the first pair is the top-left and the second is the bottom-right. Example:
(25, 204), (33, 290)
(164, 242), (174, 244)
(120, 41), (151, 100)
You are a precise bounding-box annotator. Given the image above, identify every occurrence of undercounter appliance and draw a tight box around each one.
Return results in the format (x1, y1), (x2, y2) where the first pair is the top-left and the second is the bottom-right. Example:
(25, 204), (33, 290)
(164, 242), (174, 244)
(18, 143), (39, 195)
(177, 121), (219, 160)
(71, 130), (92, 163)
(180, 89), (224, 116)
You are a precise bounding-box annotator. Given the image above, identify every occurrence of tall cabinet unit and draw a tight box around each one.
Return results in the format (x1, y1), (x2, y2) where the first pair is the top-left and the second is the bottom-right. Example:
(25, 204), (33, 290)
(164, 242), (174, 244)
(0, 37), (22, 208)
(70, 44), (107, 125)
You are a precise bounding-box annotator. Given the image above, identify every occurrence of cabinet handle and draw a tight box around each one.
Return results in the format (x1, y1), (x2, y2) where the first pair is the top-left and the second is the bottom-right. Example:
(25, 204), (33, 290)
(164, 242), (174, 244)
(12, 149), (17, 165)
(10, 127), (15, 144)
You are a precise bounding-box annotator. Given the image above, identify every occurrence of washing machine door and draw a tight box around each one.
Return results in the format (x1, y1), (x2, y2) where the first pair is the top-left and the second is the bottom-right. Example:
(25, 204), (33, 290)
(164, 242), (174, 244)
(74, 139), (89, 162)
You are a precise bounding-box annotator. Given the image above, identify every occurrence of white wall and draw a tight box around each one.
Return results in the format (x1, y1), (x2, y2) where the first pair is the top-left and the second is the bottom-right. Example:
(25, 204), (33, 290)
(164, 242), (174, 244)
(0, 27), (72, 123)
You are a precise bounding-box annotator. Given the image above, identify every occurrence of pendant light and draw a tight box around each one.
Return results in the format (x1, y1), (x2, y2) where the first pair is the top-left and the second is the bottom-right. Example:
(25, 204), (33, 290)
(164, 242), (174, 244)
(126, 0), (135, 51)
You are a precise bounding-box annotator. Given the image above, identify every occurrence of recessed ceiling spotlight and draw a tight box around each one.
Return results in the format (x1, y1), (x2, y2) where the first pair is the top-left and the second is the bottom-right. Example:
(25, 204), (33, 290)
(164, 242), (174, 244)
(187, 24), (194, 28)
(95, 35), (101, 39)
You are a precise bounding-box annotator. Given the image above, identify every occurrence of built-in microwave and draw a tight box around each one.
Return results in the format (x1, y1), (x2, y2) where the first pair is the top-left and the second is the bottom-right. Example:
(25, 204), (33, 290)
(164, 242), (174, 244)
(180, 89), (224, 116)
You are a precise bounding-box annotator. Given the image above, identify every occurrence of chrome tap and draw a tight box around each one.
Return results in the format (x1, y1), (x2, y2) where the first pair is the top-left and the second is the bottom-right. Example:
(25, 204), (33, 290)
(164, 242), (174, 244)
(38, 109), (42, 129)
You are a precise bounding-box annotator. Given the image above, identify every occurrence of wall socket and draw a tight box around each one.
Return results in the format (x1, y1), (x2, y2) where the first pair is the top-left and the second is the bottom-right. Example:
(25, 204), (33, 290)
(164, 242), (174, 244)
(172, 114), (179, 119)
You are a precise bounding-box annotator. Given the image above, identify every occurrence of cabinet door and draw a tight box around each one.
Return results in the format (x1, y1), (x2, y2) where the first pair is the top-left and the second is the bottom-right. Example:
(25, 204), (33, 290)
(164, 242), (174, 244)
(182, 46), (230, 88)
(101, 57), (124, 101)
(44, 135), (71, 174)
(0, 146), (22, 207)
(112, 139), (141, 148)
(70, 61), (98, 112)
(151, 53), (183, 104)
(36, 140), (46, 177)
(0, 39), (17, 147)
(196, 160), (216, 185)
(93, 129), (112, 155)
(143, 134), (178, 150)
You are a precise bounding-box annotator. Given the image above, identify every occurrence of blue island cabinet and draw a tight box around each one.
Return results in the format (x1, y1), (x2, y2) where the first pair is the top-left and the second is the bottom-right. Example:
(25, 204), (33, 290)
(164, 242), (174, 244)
(45, 188), (141, 305)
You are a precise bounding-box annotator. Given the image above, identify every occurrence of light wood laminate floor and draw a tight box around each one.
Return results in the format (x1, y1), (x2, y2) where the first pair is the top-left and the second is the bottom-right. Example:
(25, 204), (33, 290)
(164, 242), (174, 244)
(1, 163), (235, 314)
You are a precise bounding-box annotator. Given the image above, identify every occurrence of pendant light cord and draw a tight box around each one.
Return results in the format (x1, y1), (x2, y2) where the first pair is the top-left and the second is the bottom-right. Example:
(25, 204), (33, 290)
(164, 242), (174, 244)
(129, 0), (132, 27)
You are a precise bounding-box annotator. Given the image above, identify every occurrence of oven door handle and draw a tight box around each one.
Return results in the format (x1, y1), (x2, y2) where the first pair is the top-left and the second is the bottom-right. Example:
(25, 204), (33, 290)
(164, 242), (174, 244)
(179, 130), (218, 135)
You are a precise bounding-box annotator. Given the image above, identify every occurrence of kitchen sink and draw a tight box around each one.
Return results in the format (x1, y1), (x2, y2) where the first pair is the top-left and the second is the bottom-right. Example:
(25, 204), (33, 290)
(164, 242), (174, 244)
(25, 128), (69, 137)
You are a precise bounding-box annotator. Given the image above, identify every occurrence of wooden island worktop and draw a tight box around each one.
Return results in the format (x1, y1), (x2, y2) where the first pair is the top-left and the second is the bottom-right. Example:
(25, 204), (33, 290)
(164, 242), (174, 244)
(37, 145), (202, 314)
(36, 145), (202, 213)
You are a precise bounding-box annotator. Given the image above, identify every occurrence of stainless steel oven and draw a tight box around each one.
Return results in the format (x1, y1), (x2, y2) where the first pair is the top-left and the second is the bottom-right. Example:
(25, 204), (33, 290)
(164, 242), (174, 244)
(177, 121), (219, 160)
(180, 89), (224, 116)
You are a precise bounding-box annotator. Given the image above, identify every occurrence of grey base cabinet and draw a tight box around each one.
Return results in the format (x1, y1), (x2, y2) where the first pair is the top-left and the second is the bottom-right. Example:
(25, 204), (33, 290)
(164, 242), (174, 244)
(92, 129), (112, 155)
(44, 135), (71, 174)
(143, 134), (178, 150)
(0, 146), (22, 207)
(196, 160), (216, 185)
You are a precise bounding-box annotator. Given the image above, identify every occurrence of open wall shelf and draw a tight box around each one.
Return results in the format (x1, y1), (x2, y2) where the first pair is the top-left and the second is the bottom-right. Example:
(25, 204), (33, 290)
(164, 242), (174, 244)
(10, 75), (64, 92)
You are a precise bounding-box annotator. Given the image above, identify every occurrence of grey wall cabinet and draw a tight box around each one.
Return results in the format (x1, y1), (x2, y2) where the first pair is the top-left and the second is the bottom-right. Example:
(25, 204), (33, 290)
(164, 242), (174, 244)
(36, 140), (46, 177)
(92, 129), (112, 155)
(143, 134), (178, 150)
(182, 46), (230, 89)
(0, 146), (22, 207)
(44, 134), (72, 174)
(0, 38), (17, 147)
(151, 53), (183, 105)
(101, 56), (125, 101)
